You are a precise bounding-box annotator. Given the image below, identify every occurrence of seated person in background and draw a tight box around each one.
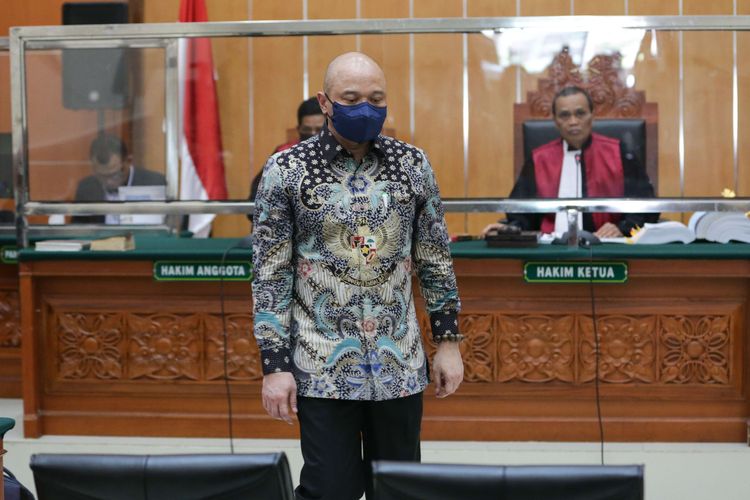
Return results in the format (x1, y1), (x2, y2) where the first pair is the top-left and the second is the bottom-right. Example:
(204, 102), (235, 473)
(483, 86), (658, 239)
(73, 134), (165, 224)
(248, 97), (325, 205)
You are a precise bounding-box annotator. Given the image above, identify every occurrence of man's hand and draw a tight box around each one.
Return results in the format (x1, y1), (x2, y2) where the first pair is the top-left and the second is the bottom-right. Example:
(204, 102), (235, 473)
(262, 372), (298, 424)
(594, 222), (623, 239)
(481, 222), (508, 237)
(432, 342), (464, 398)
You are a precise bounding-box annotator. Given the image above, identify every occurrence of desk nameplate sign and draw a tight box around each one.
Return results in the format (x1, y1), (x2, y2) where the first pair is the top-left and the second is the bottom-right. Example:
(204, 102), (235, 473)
(524, 261), (628, 284)
(1, 246), (18, 264)
(154, 261), (252, 281)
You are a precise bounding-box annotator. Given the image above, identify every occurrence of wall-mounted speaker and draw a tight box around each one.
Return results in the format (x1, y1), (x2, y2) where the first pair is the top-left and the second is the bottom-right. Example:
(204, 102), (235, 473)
(62, 2), (130, 110)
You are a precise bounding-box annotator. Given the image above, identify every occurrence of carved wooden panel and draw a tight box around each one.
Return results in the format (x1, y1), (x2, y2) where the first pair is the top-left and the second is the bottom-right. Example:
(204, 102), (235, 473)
(496, 315), (576, 383)
(0, 291), (21, 348)
(579, 315), (657, 384)
(424, 310), (735, 387)
(128, 314), (202, 381)
(48, 302), (735, 389)
(205, 314), (262, 381)
(458, 314), (495, 383)
(50, 306), (256, 383)
(57, 313), (124, 380)
(527, 48), (646, 119)
(660, 315), (731, 384)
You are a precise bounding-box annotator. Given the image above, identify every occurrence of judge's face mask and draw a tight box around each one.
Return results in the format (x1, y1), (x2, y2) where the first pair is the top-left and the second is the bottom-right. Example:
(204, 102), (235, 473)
(325, 93), (387, 144)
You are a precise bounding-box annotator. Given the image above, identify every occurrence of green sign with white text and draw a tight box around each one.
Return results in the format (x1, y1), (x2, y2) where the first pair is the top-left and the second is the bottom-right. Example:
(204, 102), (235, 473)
(153, 261), (252, 281)
(1, 246), (18, 264)
(524, 261), (627, 284)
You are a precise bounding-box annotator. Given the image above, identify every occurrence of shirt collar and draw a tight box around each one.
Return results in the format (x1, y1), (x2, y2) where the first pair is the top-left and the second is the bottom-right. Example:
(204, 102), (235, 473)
(318, 123), (386, 164)
(562, 134), (593, 153)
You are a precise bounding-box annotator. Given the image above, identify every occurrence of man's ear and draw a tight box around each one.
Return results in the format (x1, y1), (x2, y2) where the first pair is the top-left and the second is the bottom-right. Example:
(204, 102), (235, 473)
(316, 91), (330, 116)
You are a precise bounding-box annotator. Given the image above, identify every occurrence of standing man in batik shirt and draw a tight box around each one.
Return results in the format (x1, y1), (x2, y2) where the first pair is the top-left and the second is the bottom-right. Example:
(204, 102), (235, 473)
(252, 52), (463, 500)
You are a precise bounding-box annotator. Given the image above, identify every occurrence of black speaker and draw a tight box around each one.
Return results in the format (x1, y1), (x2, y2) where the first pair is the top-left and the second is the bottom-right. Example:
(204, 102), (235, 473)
(62, 2), (130, 110)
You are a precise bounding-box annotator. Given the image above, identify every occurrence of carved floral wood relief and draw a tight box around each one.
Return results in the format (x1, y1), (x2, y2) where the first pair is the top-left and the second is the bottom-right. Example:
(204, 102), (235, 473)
(660, 315), (730, 384)
(0, 291), (21, 348)
(51, 305), (733, 387)
(528, 48), (646, 119)
(421, 310), (733, 386)
(128, 314), (202, 380)
(53, 309), (257, 382)
(496, 315), (576, 383)
(57, 312), (123, 380)
(579, 315), (656, 384)
(205, 314), (262, 381)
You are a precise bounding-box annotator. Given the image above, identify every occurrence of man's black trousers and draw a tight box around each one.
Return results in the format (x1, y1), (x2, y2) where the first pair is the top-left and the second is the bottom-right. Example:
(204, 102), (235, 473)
(294, 392), (423, 500)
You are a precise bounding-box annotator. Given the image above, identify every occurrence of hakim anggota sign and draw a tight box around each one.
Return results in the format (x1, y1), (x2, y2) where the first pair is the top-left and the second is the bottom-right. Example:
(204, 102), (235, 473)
(153, 261), (252, 281)
(524, 261), (628, 284)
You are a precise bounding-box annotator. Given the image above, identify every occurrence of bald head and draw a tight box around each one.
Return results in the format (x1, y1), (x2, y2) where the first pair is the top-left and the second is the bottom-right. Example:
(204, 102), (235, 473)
(317, 52), (388, 145)
(323, 52), (386, 95)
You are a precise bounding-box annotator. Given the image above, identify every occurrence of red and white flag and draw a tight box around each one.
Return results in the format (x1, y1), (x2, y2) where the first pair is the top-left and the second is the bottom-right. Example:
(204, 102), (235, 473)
(178, 0), (227, 237)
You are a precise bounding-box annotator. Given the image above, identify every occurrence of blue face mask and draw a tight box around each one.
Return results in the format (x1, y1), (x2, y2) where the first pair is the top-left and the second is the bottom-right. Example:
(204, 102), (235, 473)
(326, 94), (387, 144)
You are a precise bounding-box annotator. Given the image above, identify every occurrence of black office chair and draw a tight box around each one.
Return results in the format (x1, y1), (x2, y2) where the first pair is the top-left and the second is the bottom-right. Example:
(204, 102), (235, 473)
(372, 461), (644, 500)
(30, 452), (295, 500)
(522, 119), (647, 168)
(1, 417), (15, 498)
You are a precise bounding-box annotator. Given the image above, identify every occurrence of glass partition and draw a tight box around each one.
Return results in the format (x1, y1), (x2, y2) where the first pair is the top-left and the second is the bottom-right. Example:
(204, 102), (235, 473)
(9, 18), (750, 243)
(0, 40), (12, 223)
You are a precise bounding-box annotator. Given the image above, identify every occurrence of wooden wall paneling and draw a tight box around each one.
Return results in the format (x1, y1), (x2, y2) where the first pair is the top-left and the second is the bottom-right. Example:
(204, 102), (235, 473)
(572, 0), (624, 15)
(738, 0), (750, 196)
(249, 1), (304, 223)
(2, 1), (135, 202)
(465, 0), (516, 235)
(1, 0), (69, 36)
(413, 0), (465, 234)
(308, 0), (358, 99)
(131, 48), (167, 203)
(629, 0), (680, 224)
(520, 0), (570, 16)
(518, 0), (570, 135)
(682, 0), (734, 201)
(629, 0), (679, 15)
(360, 0), (411, 144)
(25, 52), (106, 202)
(128, 0), (177, 203)
(0, 264), (21, 397)
(0, 53), (10, 132)
(198, 0), (250, 237)
(143, 0), (250, 237)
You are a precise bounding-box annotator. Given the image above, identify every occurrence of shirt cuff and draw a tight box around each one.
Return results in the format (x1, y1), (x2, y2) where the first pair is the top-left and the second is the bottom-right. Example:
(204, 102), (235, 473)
(260, 347), (293, 375)
(429, 310), (460, 341)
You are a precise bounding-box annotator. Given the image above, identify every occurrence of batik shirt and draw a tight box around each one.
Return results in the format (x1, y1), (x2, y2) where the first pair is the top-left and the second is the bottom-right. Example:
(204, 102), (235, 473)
(252, 126), (461, 401)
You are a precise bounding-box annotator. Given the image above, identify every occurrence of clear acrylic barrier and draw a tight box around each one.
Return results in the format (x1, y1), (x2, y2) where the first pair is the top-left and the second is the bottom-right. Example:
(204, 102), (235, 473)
(8, 18), (750, 243)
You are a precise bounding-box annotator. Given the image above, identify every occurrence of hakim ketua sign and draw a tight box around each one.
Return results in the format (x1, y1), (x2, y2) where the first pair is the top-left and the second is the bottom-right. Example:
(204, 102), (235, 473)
(524, 261), (627, 284)
(154, 261), (252, 281)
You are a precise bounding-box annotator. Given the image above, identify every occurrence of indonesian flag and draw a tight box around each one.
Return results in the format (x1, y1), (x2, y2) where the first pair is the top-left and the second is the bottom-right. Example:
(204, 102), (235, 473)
(178, 0), (228, 237)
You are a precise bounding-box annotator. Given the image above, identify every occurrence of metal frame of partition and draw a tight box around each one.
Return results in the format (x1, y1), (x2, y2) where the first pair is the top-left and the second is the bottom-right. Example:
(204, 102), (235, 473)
(9, 17), (750, 247)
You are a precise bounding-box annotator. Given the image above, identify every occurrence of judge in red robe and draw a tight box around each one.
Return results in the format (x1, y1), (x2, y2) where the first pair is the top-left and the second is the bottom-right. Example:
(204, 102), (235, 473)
(484, 86), (658, 237)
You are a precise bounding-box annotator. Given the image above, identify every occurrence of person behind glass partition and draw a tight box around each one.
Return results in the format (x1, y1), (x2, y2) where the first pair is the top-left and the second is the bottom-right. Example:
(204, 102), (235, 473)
(247, 97), (325, 207)
(73, 134), (166, 224)
(482, 85), (658, 239)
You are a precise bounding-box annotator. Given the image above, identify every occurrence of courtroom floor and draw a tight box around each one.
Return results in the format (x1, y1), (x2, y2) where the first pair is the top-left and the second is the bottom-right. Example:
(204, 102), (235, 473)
(2, 398), (749, 500)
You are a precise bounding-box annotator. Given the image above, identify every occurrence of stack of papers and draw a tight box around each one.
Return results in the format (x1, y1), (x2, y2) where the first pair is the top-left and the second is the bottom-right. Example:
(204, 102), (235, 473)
(35, 234), (135, 252)
(35, 240), (91, 252)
